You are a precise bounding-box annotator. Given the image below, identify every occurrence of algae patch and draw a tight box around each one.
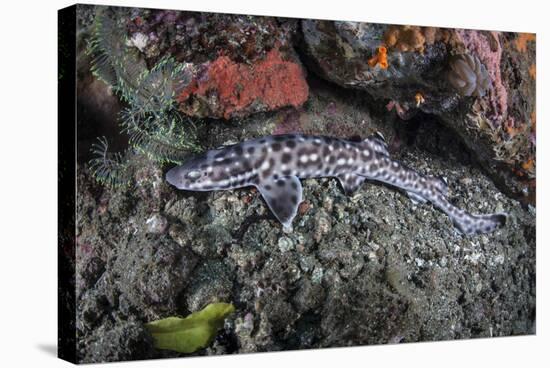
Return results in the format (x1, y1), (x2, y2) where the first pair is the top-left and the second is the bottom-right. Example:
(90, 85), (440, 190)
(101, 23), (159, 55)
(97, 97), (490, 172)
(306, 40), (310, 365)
(145, 303), (235, 353)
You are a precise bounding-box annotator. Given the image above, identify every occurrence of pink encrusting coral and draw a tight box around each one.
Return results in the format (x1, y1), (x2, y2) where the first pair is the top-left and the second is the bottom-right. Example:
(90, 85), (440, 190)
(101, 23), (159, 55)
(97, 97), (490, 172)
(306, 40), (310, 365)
(455, 30), (508, 125)
(176, 48), (309, 119)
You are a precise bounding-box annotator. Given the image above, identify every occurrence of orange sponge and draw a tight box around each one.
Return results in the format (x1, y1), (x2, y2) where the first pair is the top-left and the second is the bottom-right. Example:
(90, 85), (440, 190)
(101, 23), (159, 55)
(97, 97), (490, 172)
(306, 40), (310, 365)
(368, 46), (388, 69)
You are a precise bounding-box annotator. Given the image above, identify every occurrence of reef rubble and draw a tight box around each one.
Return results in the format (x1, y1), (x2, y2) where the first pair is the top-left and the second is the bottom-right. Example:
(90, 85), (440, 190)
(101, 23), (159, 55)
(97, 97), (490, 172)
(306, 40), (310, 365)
(75, 79), (535, 363)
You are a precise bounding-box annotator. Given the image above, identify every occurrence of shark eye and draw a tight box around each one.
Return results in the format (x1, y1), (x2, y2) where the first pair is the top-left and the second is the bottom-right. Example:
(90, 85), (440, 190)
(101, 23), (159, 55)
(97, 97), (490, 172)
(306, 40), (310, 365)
(186, 170), (201, 179)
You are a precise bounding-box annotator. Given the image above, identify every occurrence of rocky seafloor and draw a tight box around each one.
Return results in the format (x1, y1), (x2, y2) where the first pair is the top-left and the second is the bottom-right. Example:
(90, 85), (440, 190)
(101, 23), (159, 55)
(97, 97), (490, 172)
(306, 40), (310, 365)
(75, 82), (535, 363)
(71, 4), (536, 364)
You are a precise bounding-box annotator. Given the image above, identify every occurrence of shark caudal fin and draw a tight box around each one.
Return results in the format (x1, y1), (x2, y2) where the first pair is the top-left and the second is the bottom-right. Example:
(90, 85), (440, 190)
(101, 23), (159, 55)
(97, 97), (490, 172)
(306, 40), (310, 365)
(451, 212), (507, 235)
(426, 187), (507, 235)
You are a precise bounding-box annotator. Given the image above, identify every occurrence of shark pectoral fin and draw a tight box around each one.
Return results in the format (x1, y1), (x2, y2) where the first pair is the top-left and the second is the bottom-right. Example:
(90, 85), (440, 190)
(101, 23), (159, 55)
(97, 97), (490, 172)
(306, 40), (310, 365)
(257, 176), (303, 228)
(406, 191), (427, 204)
(337, 173), (367, 195)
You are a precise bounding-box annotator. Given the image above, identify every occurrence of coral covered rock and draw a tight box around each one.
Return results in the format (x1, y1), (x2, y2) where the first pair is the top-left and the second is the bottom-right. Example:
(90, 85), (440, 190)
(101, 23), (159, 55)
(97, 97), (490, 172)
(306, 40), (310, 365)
(301, 20), (455, 113)
(75, 6), (536, 363)
(125, 9), (309, 119)
(175, 49), (309, 119)
(300, 20), (536, 201)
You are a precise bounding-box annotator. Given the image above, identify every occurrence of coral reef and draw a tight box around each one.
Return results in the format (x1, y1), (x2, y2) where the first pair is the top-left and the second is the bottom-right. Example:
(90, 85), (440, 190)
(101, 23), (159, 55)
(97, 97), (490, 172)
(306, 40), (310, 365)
(124, 8), (309, 119)
(74, 5), (536, 363)
(300, 21), (536, 202)
(76, 61), (535, 363)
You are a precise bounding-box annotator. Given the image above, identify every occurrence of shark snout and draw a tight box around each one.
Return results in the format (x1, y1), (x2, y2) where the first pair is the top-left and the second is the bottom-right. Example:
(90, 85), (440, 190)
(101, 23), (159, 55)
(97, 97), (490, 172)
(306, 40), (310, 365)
(165, 166), (182, 188)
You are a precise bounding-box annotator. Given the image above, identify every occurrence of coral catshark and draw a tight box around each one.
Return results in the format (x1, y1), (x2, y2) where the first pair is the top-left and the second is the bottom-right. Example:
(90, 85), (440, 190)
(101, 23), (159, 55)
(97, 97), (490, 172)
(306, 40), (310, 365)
(166, 134), (506, 235)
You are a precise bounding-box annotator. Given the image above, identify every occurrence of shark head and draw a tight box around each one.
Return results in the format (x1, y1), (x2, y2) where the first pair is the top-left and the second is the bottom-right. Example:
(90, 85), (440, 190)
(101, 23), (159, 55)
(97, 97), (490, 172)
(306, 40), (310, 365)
(166, 154), (210, 190)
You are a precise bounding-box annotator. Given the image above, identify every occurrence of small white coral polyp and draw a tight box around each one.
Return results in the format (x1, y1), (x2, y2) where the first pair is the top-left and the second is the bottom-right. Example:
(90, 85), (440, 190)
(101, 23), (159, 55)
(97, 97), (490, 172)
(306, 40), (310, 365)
(448, 54), (490, 97)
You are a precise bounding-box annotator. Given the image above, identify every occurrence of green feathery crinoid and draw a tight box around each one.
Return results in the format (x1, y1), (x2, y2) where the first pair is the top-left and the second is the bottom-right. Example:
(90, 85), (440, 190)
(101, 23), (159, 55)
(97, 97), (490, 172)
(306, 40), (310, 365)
(86, 8), (137, 91)
(121, 108), (200, 164)
(89, 137), (131, 188)
(86, 7), (202, 189)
